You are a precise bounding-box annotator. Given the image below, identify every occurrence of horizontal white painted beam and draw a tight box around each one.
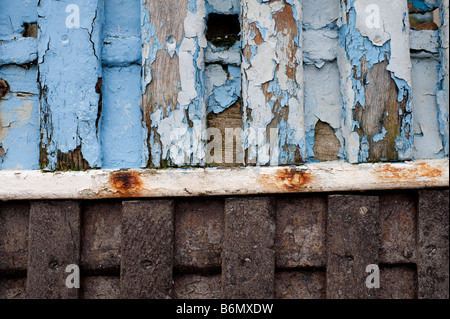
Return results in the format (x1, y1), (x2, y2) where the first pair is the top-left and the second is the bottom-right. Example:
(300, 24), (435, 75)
(0, 159), (448, 200)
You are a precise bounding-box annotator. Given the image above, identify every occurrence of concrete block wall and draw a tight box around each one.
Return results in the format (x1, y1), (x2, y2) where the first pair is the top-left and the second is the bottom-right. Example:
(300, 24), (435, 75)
(0, 189), (448, 299)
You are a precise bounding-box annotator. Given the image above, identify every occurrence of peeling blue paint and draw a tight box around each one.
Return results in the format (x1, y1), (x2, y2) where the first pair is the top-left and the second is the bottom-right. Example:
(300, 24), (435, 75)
(359, 135), (369, 162)
(205, 0), (240, 15)
(340, 0), (413, 161)
(0, 0), (448, 171)
(0, 0), (38, 40)
(38, 0), (104, 169)
(408, 0), (439, 11)
(206, 65), (240, 114)
(373, 127), (387, 142)
(0, 65), (40, 169)
(436, 0), (449, 156)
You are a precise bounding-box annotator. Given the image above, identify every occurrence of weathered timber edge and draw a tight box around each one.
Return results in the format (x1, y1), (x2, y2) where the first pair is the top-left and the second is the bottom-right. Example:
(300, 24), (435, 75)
(0, 159), (448, 200)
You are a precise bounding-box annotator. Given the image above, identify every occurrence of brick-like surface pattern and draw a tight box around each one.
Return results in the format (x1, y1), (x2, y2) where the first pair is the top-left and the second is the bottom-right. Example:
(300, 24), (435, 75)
(0, 189), (448, 299)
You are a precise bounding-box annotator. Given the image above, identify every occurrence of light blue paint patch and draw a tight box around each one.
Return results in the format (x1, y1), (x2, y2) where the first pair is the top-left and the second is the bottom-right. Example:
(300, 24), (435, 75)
(188, 0), (197, 13)
(102, 37), (141, 66)
(38, 0), (103, 170)
(188, 36), (206, 124)
(0, 38), (38, 64)
(0, 65), (39, 94)
(0, 94), (40, 170)
(100, 66), (145, 169)
(305, 128), (316, 160)
(205, 0), (240, 15)
(373, 127), (387, 142)
(141, 5), (163, 93)
(391, 75), (411, 108)
(0, 0), (37, 40)
(104, 0), (141, 38)
(395, 113), (413, 159)
(207, 66), (241, 114)
(359, 135), (369, 162)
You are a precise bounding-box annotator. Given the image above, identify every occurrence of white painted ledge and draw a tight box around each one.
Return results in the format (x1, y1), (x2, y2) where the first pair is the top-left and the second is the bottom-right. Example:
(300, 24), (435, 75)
(0, 159), (448, 200)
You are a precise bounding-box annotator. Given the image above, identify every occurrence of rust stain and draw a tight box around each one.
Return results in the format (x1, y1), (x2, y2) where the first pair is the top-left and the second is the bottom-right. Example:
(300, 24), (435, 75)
(110, 171), (143, 195)
(375, 163), (443, 181)
(263, 167), (312, 191)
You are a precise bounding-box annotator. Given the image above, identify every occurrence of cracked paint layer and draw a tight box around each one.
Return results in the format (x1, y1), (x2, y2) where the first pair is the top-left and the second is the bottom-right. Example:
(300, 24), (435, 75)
(338, 0), (413, 163)
(0, 0), (40, 170)
(0, 65), (40, 169)
(141, 0), (207, 167)
(437, 0), (449, 156)
(206, 64), (241, 114)
(38, 0), (104, 170)
(0, 0), (38, 40)
(204, 1), (242, 117)
(411, 57), (444, 158)
(1, 0), (449, 171)
(304, 63), (344, 162)
(0, 0), (38, 64)
(408, 0), (439, 11)
(242, 0), (305, 166)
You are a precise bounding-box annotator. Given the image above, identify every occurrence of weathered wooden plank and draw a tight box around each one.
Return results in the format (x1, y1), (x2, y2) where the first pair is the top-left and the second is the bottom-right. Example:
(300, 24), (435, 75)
(120, 200), (174, 299)
(27, 201), (81, 299)
(174, 198), (223, 270)
(38, 0), (103, 170)
(275, 196), (326, 268)
(326, 195), (380, 299)
(141, 0), (206, 167)
(338, 0), (413, 162)
(241, 0), (305, 165)
(173, 274), (221, 299)
(80, 201), (121, 273)
(206, 100), (244, 166)
(275, 271), (326, 299)
(222, 197), (275, 299)
(0, 159), (447, 200)
(304, 62), (344, 162)
(437, 0), (449, 156)
(417, 189), (449, 299)
(0, 201), (29, 273)
(379, 192), (417, 264)
(81, 276), (120, 299)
